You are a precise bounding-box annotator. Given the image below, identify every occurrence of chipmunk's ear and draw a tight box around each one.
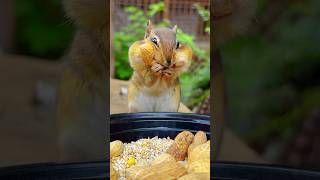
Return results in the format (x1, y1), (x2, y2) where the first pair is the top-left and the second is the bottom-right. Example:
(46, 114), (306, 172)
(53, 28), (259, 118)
(172, 25), (178, 34)
(144, 20), (154, 38)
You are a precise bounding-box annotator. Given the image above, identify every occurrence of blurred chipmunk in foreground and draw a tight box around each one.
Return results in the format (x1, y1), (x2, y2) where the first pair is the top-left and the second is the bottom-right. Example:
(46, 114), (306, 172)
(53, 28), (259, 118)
(128, 20), (192, 112)
(57, 0), (107, 161)
(212, 0), (257, 158)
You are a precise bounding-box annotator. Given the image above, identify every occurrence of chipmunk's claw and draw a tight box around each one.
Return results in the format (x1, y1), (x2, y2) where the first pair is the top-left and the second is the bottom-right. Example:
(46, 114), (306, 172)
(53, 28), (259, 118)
(163, 69), (174, 77)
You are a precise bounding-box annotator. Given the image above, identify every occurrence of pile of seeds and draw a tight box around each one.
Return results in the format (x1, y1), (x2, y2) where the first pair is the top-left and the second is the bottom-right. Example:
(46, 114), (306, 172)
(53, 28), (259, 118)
(111, 136), (174, 179)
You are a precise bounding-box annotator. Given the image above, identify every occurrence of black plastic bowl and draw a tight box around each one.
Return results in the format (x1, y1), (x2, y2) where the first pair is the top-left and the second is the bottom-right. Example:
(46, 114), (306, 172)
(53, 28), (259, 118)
(0, 161), (107, 179)
(1, 162), (320, 179)
(110, 112), (211, 141)
(214, 162), (320, 180)
(1, 113), (319, 179)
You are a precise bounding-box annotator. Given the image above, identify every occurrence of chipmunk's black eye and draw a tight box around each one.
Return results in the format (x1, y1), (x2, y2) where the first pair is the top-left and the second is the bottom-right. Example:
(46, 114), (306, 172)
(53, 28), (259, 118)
(176, 41), (180, 49)
(151, 37), (158, 46)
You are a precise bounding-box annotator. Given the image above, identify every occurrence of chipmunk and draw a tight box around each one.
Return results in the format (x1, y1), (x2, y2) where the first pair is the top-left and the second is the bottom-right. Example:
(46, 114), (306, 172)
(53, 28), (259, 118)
(128, 20), (192, 112)
(212, 0), (257, 158)
(56, 0), (107, 162)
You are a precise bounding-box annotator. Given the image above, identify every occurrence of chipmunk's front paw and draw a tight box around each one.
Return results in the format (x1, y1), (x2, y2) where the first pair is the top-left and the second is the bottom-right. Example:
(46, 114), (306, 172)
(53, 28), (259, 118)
(151, 63), (163, 73)
(173, 61), (185, 69)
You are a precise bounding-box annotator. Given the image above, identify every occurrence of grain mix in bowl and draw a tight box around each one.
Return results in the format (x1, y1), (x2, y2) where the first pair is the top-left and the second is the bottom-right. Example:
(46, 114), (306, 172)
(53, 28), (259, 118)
(110, 131), (210, 180)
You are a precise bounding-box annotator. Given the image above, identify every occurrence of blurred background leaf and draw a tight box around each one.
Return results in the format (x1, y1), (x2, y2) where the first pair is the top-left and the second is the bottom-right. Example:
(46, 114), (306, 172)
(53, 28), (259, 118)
(15, 0), (74, 59)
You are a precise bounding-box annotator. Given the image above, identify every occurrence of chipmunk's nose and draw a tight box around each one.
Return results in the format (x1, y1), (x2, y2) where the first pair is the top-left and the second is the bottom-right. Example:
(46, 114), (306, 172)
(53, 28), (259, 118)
(166, 59), (171, 66)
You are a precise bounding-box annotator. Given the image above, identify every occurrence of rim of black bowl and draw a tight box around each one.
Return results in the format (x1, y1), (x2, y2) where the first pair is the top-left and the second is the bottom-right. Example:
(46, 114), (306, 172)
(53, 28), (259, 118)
(0, 161), (107, 179)
(111, 112), (211, 122)
(110, 112), (211, 139)
(110, 112), (211, 129)
(1, 161), (320, 180)
(214, 161), (320, 180)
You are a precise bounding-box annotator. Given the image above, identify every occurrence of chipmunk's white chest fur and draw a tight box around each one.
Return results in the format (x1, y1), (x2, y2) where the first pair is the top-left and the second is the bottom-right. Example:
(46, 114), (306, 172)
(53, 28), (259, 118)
(130, 86), (178, 112)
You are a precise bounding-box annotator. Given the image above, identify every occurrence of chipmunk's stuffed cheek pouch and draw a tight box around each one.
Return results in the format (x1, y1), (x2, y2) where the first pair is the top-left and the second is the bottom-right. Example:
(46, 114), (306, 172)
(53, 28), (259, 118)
(140, 43), (155, 58)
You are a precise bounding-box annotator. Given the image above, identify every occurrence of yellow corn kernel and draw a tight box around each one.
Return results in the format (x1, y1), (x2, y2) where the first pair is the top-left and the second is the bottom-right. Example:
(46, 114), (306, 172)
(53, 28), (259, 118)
(141, 141), (150, 147)
(127, 157), (136, 167)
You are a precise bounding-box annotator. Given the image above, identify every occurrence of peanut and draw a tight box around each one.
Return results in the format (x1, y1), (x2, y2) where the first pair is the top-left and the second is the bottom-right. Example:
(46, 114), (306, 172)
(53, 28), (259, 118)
(110, 140), (124, 158)
(126, 160), (187, 180)
(188, 131), (207, 155)
(110, 164), (119, 180)
(187, 159), (210, 174)
(167, 131), (194, 161)
(178, 173), (210, 180)
(151, 153), (176, 165)
(188, 140), (210, 164)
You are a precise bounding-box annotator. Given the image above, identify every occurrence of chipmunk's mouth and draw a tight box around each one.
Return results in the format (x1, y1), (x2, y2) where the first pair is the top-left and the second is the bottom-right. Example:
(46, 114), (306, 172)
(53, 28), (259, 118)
(153, 58), (167, 68)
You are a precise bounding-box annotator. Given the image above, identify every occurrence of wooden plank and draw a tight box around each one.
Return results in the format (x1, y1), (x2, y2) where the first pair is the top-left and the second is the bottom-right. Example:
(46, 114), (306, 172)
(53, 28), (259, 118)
(114, 0), (210, 41)
(164, 0), (170, 19)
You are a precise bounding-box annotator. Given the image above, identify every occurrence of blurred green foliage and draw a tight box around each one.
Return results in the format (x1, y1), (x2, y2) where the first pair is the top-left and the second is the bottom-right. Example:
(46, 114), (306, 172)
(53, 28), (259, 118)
(194, 3), (210, 34)
(221, 0), (320, 150)
(114, 2), (210, 109)
(177, 29), (210, 108)
(15, 0), (74, 59)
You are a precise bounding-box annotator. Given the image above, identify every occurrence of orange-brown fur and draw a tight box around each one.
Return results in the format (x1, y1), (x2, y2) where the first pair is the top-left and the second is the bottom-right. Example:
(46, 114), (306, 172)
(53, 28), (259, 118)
(128, 20), (192, 112)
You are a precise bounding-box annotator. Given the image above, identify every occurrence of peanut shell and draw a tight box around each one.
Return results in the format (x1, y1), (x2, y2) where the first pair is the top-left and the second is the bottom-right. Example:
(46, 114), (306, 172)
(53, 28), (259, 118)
(126, 160), (187, 180)
(151, 153), (175, 165)
(187, 159), (210, 173)
(178, 173), (210, 180)
(167, 142), (186, 161)
(188, 131), (207, 155)
(110, 140), (124, 158)
(167, 131), (194, 161)
(188, 141), (210, 164)
(110, 164), (119, 180)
